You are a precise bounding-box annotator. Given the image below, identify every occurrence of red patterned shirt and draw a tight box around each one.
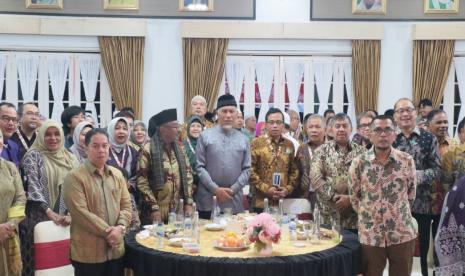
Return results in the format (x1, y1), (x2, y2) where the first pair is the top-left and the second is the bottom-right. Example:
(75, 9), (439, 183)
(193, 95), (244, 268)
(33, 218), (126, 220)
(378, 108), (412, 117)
(349, 147), (417, 247)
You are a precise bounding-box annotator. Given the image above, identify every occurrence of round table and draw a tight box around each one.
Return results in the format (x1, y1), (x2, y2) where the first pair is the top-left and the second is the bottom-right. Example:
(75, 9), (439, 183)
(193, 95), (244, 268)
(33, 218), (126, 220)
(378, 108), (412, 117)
(125, 230), (361, 276)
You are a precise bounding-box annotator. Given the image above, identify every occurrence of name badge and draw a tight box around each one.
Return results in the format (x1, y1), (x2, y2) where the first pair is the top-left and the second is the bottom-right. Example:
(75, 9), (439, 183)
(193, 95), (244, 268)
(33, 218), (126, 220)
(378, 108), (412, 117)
(273, 172), (281, 187)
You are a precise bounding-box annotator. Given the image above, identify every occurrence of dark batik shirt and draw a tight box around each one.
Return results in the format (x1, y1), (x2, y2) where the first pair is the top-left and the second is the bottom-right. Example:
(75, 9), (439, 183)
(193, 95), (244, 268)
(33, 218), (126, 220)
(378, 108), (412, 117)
(393, 127), (441, 215)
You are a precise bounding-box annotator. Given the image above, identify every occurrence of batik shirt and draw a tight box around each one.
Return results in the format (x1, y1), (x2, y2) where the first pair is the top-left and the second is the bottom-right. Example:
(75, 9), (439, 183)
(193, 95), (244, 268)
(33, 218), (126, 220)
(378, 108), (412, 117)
(430, 137), (458, 215)
(349, 148), (417, 247)
(249, 135), (299, 209)
(442, 143), (465, 190)
(310, 140), (366, 230)
(137, 143), (194, 222)
(393, 127), (441, 215)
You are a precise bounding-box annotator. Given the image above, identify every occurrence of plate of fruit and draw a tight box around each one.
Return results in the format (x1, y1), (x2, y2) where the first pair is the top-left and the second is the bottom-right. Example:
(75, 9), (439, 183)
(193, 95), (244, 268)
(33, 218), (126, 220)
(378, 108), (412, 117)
(214, 232), (249, 252)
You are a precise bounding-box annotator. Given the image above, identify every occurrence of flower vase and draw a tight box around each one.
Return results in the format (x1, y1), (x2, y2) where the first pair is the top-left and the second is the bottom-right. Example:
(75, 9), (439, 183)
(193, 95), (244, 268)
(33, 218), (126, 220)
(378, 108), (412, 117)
(255, 242), (273, 256)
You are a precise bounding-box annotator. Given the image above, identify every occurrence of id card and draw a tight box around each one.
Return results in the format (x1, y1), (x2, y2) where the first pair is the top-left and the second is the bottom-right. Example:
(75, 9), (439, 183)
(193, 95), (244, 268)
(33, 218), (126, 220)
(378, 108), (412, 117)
(272, 172), (282, 187)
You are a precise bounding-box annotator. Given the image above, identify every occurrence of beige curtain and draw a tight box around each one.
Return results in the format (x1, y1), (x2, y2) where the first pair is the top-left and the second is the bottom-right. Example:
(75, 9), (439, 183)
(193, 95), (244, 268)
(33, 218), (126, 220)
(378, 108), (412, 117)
(98, 36), (145, 119)
(183, 38), (229, 118)
(413, 40), (455, 108)
(352, 40), (381, 114)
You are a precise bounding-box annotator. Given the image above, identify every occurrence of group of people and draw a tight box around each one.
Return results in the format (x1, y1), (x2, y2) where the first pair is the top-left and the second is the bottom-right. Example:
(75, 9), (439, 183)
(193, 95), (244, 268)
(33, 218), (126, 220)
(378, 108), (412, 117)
(0, 94), (464, 276)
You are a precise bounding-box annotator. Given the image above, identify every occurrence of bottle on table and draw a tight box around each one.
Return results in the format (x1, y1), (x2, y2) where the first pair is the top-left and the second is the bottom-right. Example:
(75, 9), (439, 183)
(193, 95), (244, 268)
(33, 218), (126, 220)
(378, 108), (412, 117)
(288, 215), (297, 241)
(156, 223), (165, 249)
(184, 214), (193, 238)
(263, 198), (270, 214)
(211, 195), (220, 223)
(175, 199), (184, 229)
(278, 199), (284, 224)
(193, 211), (200, 244)
(191, 202), (197, 219)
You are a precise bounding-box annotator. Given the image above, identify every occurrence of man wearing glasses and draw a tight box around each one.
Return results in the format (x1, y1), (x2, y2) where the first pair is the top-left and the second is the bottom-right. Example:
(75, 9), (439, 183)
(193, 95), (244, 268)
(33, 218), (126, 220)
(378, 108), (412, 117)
(10, 102), (40, 161)
(249, 108), (299, 213)
(0, 102), (20, 167)
(352, 111), (375, 149)
(392, 98), (441, 276)
(349, 115), (417, 276)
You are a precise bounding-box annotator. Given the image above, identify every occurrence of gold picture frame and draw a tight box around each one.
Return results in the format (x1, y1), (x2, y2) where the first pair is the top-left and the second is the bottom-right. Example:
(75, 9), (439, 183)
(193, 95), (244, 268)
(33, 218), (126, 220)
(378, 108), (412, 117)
(424, 0), (459, 14)
(26, 0), (63, 9)
(103, 0), (139, 10)
(352, 0), (386, 15)
(179, 0), (214, 12)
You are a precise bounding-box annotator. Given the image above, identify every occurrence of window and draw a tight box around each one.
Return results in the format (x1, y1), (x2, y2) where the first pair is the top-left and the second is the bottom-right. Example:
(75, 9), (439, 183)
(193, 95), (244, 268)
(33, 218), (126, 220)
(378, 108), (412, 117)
(442, 58), (463, 137)
(220, 55), (354, 123)
(0, 51), (113, 127)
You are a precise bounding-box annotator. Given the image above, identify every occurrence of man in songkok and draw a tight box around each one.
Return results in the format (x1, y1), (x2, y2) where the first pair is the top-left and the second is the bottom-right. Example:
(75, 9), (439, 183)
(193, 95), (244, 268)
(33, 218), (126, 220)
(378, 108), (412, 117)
(196, 94), (251, 219)
(137, 108), (194, 224)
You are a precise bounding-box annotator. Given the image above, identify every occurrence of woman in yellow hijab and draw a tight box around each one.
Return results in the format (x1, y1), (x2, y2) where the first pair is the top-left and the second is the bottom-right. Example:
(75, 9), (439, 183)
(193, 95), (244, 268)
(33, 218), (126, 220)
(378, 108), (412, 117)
(0, 129), (26, 276)
(19, 120), (78, 276)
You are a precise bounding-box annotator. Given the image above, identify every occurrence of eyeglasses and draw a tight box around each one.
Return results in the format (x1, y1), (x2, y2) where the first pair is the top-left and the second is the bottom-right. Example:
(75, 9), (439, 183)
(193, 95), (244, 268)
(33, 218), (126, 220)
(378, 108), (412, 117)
(24, 111), (41, 118)
(372, 127), (395, 135)
(358, 123), (371, 129)
(266, 120), (284, 126)
(1, 115), (18, 124)
(394, 107), (415, 114)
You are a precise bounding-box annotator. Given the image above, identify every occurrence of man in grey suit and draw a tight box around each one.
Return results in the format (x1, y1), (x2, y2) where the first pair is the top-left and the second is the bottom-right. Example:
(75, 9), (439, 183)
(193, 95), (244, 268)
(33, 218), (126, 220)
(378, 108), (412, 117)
(196, 95), (251, 219)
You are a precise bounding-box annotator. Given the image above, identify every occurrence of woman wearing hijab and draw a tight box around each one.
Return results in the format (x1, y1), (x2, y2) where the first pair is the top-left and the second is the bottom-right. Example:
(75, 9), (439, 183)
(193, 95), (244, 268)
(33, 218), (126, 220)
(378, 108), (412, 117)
(68, 121), (93, 163)
(434, 176), (465, 275)
(130, 120), (149, 148)
(107, 117), (140, 229)
(19, 120), (79, 276)
(0, 129), (26, 276)
(182, 115), (204, 197)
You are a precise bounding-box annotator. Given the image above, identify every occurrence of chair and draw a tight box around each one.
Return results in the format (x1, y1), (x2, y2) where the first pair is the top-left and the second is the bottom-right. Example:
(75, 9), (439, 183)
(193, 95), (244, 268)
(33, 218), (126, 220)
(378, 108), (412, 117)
(34, 221), (74, 276)
(282, 198), (312, 220)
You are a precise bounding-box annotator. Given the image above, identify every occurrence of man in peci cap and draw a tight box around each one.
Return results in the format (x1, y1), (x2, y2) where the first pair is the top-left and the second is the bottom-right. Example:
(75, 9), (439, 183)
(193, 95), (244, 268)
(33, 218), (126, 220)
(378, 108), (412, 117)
(196, 94), (251, 219)
(137, 109), (194, 224)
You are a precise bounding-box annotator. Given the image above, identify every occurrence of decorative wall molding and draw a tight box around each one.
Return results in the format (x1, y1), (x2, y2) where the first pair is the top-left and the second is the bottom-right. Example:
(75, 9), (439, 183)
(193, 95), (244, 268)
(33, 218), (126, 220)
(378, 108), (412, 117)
(181, 21), (384, 40)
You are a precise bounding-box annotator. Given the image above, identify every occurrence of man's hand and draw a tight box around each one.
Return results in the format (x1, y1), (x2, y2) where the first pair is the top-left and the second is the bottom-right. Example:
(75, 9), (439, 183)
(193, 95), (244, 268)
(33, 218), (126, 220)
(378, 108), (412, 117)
(184, 205), (193, 216)
(106, 226), (124, 248)
(267, 186), (278, 199)
(215, 187), (233, 203)
(0, 223), (14, 242)
(334, 195), (351, 212)
(151, 211), (161, 224)
(276, 187), (288, 199)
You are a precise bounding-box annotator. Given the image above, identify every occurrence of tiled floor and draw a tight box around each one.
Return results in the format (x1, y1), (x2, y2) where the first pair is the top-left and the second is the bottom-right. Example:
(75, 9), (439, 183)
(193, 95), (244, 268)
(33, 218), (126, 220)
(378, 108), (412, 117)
(383, 257), (433, 276)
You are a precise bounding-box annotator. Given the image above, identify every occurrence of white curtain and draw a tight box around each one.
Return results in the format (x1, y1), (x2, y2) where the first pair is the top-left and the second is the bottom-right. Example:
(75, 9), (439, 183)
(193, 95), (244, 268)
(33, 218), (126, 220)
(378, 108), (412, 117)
(16, 54), (39, 102)
(255, 62), (275, 123)
(0, 53), (6, 101)
(454, 57), (465, 136)
(225, 59), (246, 108)
(79, 55), (101, 124)
(48, 55), (70, 123)
(284, 61), (305, 112)
(242, 61), (255, 118)
(313, 60), (334, 115)
(343, 60), (356, 128)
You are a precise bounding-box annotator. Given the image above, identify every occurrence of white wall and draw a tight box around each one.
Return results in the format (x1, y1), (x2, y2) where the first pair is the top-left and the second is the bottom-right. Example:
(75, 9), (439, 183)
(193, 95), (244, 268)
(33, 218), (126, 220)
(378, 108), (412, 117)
(142, 20), (184, 123)
(255, 0), (310, 22)
(0, 0), (457, 123)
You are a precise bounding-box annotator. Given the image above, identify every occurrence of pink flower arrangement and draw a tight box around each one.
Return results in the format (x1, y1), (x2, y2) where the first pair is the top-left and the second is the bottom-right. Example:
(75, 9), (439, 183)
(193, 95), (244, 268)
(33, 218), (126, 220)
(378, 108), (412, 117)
(246, 213), (281, 253)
